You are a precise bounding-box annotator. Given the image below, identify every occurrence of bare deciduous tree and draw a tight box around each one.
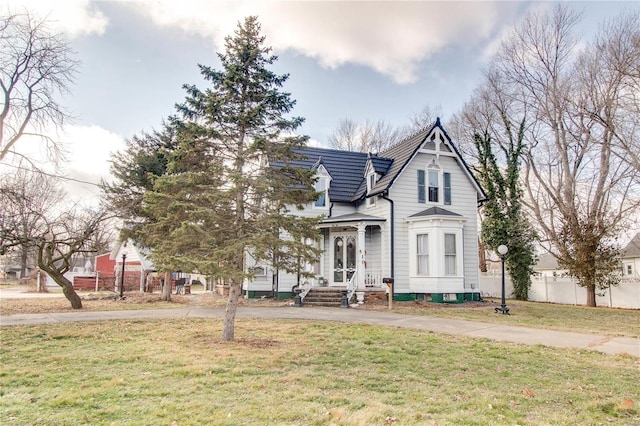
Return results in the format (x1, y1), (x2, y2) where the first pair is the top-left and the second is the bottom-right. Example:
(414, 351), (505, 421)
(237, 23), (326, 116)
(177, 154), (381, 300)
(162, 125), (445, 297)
(0, 166), (63, 281)
(33, 206), (110, 308)
(490, 5), (640, 306)
(1, 167), (111, 307)
(404, 104), (442, 135)
(0, 9), (78, 163)
(328, 118), (403, 153)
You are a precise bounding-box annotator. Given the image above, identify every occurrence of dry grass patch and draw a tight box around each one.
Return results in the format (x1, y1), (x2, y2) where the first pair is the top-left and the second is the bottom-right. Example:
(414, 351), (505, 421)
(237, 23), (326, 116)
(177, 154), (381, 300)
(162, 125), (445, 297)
(1, 319), (638, 425)
(363, 298), (640, 338)
(0, 290), (286, 315)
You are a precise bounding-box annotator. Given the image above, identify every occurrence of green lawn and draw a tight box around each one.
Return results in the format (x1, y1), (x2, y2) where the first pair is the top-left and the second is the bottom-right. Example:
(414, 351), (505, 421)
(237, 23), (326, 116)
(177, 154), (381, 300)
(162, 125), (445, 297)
(1, 319), (638, 425)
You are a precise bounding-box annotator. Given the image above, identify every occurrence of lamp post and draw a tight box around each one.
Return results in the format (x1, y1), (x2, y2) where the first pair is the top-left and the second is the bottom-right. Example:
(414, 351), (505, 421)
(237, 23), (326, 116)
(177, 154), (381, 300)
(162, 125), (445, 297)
(495, 244), (509, 315)
(119, 253), (126, 300)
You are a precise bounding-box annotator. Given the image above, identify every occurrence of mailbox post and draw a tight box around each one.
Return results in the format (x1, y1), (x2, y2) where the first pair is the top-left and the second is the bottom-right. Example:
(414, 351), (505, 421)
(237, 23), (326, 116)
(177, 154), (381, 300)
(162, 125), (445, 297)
(383, 277), (394, 310)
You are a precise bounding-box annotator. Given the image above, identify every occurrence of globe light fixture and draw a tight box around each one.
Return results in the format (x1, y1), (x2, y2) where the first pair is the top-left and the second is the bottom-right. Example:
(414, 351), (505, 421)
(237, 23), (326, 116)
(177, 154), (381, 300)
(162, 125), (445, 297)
(495, 245), (510, 315)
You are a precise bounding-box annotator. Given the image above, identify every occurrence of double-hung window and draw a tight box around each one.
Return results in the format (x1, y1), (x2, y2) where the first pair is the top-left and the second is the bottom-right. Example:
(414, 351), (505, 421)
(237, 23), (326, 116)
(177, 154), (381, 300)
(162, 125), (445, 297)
(416, 234), (429, 275)
(444, 233), (457, 275)
(418, 169), (451, 205)
(428, 170), (439, 202)
(443, 172), (451, 205)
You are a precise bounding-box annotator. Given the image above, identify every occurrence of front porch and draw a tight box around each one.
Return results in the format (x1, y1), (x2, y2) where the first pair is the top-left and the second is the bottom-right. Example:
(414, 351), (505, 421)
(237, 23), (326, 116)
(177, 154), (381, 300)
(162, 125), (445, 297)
(318, 213), (388, 286)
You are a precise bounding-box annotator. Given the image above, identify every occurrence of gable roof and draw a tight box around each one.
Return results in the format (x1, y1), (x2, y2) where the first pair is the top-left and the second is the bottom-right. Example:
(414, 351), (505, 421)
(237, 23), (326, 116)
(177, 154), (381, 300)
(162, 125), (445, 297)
(622, 233), (640, 258)
(283, 118), (485, 205)
(534, 253), (562, 271)
(367, 119), (486, 202)
(289, 146), (369, 202)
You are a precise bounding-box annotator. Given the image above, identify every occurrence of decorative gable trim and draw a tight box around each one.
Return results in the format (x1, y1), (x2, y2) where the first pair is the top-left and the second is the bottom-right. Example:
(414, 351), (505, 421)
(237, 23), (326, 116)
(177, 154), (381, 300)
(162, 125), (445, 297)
(370, 118), (486, 203)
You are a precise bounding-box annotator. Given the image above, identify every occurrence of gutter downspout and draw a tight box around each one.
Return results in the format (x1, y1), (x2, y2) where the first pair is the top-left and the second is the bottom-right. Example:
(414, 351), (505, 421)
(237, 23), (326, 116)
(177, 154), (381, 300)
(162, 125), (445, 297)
(381, 192), (394, 300)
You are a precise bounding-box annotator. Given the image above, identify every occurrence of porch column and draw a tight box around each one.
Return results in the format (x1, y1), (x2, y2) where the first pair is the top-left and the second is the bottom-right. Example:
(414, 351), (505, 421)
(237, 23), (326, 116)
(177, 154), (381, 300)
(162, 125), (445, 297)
(357, 221), (366, 290)
(381, 223), (387, 282)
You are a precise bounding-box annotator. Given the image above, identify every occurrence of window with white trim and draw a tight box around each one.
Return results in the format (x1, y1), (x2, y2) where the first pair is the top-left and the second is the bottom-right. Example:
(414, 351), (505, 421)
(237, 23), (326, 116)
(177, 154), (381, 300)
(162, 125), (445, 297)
(367, 172), (376, 206)
(313, 166), (331, 209)
(418, 168), (451, 205)
(408, 224), (464, 280)
(314, 179), (327, 208)
(444, 233), (457, 275)
(251, 266), (267, 276)
(416, 234), (429, 275)
(428, 170), (439, 202)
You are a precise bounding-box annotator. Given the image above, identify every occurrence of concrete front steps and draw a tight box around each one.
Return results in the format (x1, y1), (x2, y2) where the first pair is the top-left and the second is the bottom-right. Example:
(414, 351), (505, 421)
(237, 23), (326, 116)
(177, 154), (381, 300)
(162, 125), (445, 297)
(302, 287), (346, 307)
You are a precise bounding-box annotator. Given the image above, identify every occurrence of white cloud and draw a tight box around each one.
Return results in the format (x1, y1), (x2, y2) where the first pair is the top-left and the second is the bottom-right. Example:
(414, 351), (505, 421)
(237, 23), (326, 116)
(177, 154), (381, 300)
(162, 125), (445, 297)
(60, 124), (125, 181)
(125, 0), (518, 84)
(4, 0), (108, 38)
(55, 124), (125, 205)
(0, 124), (124, 205)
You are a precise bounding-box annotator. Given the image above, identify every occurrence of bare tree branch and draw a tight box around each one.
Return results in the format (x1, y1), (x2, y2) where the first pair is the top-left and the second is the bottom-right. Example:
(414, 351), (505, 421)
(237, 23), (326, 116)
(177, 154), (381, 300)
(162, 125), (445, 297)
(0, 8), (78, 164)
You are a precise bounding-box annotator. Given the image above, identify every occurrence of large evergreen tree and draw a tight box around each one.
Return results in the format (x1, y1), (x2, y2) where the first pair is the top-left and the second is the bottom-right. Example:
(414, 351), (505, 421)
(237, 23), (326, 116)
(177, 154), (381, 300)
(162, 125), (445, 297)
(102, 122), (178, 242)
(143, 16), (320, 341)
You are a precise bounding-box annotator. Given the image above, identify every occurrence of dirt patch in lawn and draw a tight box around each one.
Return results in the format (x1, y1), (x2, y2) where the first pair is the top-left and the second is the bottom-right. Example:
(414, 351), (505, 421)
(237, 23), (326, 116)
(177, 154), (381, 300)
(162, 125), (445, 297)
(0, 290), (288, 315)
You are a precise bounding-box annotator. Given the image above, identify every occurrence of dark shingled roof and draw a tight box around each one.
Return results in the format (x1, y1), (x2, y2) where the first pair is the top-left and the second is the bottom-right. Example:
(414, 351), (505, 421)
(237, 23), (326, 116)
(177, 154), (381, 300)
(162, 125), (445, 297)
(408, 206), (463, 218)
(276, 118), (485, 205)
(288, 146), (369, 203)
(369, 125), (435, 197)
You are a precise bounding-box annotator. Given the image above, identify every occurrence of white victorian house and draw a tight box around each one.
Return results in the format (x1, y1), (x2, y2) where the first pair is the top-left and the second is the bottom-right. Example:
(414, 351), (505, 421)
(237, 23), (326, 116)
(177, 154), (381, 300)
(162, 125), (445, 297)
(243, 119), (486, 303)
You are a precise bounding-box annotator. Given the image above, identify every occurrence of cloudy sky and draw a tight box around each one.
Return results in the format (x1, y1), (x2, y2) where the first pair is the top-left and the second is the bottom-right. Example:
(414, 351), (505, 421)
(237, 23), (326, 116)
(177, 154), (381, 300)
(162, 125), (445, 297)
(4, 0), (637, 202)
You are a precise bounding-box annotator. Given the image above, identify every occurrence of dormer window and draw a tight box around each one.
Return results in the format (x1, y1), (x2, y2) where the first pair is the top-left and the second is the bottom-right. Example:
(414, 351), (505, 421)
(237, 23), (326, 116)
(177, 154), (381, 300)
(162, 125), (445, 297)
(367, 172), (377, 207)
(313, 164), (331, 209)
(315, 179), (327, 207)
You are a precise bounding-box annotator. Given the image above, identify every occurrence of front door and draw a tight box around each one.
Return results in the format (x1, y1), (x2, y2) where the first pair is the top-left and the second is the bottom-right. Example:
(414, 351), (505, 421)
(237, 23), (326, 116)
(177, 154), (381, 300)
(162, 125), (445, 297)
(331, 233), (356, 286)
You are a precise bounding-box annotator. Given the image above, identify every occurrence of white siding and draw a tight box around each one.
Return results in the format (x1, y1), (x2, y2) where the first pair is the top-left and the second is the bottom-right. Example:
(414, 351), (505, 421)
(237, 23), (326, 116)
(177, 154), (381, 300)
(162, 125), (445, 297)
(389, 153), (480, 294)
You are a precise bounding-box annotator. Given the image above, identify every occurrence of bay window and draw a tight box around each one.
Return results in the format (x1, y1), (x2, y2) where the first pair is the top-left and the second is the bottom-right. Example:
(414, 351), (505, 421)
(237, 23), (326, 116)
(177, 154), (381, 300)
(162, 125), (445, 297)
(417, 234), (429, 275)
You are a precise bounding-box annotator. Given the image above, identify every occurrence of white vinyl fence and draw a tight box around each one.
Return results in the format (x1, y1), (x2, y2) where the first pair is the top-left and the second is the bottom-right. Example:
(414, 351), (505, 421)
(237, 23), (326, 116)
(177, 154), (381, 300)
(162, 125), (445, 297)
(479, 273), (640, 309)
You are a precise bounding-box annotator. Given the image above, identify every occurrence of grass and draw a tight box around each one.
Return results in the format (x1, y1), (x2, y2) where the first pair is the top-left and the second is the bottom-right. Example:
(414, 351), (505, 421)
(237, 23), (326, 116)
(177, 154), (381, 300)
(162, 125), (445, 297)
(1, 319), (638, 425)
(368, 298), (640, 338)
(0, 289), (283, 316)
(2, 289), (640, 338)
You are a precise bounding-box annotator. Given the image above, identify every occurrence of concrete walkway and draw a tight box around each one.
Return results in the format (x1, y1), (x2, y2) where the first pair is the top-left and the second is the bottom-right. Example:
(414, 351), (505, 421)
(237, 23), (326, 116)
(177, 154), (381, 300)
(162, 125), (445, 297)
(1, 305), (638, 358)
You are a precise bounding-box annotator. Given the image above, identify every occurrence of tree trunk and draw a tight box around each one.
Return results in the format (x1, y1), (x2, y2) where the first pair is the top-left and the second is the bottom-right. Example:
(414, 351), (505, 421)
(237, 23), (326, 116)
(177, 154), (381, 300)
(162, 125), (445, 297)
(46, 270), (82, 309)
(586, 285), (597, 307)
(222, 280), (242, 341)
(161, 271), (172, 301)
(20, 244), (29, 282)
(478, 238), (487, 273)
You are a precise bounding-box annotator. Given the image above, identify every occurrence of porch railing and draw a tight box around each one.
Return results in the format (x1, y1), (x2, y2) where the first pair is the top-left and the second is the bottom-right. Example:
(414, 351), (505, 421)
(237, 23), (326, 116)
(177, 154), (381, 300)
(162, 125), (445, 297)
(346, 270), (358, 300)
(363, 269), (382, 287)
(299, 280), (313, 300)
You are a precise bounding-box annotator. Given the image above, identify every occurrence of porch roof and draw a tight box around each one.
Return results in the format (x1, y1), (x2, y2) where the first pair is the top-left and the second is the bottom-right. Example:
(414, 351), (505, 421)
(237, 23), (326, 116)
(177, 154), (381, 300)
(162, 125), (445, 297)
(408, 206), (462, 218)
(320, 213), (386, 226)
